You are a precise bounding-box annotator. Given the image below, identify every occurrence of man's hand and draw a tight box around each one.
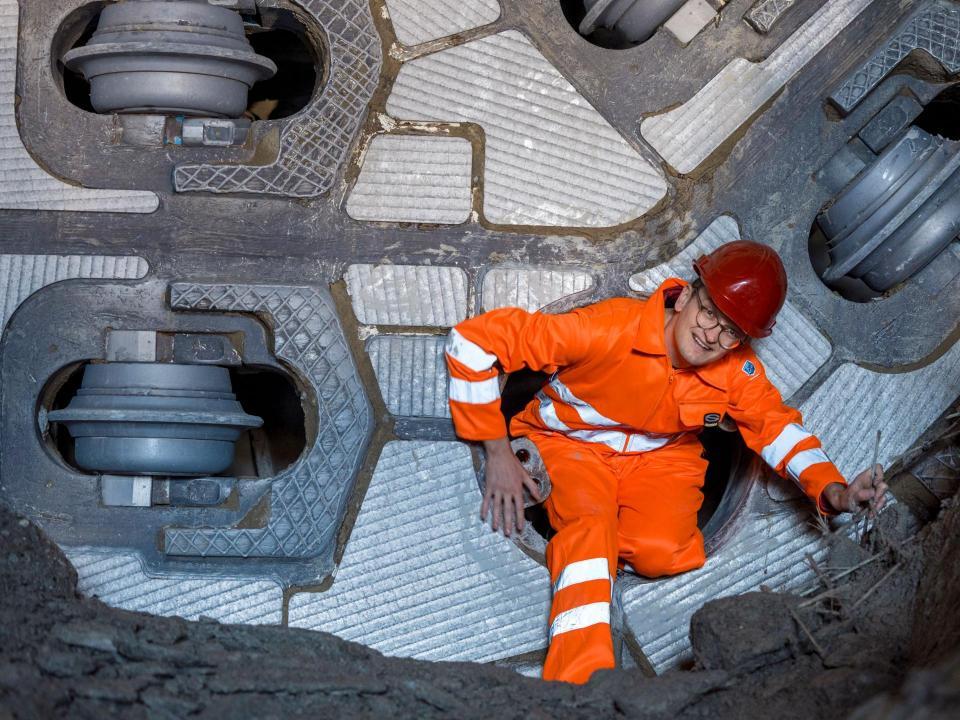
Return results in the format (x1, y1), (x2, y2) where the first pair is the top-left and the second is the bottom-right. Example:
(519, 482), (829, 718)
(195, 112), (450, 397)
(821, 464), (888, 516)
(482, 437), (542, 536)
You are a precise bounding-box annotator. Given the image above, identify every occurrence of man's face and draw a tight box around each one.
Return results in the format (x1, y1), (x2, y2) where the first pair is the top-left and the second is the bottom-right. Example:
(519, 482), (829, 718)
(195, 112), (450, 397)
(671, 284), (745, 367)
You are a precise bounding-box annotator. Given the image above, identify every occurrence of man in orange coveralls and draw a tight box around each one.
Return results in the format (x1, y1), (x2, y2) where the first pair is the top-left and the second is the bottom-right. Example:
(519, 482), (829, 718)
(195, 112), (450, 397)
(444, 241), (888, 684)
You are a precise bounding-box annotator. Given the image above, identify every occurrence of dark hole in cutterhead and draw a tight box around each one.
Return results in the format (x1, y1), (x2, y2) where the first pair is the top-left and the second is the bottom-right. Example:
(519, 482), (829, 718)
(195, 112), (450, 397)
(244, 16), (321, 120)
(914, 84), (960, 140)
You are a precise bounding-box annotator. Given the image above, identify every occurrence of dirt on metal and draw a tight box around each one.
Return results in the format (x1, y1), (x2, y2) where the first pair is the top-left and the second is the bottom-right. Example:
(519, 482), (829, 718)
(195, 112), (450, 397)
(1, 458), (958, 718)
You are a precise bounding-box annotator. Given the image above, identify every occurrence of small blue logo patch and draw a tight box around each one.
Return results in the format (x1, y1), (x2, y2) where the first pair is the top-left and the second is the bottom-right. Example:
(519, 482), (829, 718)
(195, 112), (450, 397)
(742, 360), (757, 377)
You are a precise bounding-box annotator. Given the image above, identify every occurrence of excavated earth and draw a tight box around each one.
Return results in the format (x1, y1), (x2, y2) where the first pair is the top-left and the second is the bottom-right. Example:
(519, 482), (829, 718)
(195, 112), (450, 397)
(1, 463), (959, 719)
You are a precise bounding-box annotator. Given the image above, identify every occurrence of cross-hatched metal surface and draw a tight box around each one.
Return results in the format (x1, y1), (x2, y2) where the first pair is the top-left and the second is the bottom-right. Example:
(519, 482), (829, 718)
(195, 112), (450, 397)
(288, 441), (550, 662)
(174, 0), (381, 197)
(481, 267), (594, 312)
(0, 0), (158, 212)
(0, 255), (149, 332)
(346, 135), (473, 224)
(745, 0), (798, 34)
(346, 264), (469, 326)
(628, 216), (831, 399)
(830, 0), (960, 113)
(800, 340), (960, 478)
(387, 31), (668, 227)
(65, 547), (282, 625)
(367, 335), (450, 418)
(385, 0), (501, 46)
(164, 284), (372, 563)
(641, 0), (875, 174)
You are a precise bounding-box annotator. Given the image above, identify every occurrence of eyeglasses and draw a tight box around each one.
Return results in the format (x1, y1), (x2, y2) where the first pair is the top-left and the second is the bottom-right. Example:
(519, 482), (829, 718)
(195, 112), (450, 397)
(692, 287), (745, 350)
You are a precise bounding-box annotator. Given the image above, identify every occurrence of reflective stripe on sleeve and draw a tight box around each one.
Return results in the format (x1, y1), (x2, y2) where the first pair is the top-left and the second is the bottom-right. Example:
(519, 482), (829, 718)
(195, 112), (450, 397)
(761, 423), (813, 469)
(549, 602), (610, 640)
(445, 328), (498, 372)
(449, 376), (500, 404)
(786, 447), (832, 482)
(554, 558), (610, 594)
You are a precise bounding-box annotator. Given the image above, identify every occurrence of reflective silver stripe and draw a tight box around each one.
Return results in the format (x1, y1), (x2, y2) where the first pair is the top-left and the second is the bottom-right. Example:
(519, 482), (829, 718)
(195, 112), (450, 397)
(568, 428), (626, 452)
(549, 377), (621, 427)
(549, 602), (610, 640)
(786, 447), (832, 482)
(537, 391), (571, 432)
(554, 558), (609, 594)
(761, 423), (813, 468)
(625, 432), (674, 453)
(537, 392), (677, 454)
(445, 328), (497, 372)
(449, 376), (500, 404)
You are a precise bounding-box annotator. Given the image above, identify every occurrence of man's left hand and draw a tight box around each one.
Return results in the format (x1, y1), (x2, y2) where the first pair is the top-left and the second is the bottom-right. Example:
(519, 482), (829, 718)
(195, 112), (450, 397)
(821, 464), (888, 515)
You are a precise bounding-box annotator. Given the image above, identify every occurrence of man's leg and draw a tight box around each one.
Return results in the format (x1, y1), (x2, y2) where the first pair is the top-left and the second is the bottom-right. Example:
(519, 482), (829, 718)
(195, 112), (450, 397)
(616, 435), (708, 578)
(531, 432), (619, 684)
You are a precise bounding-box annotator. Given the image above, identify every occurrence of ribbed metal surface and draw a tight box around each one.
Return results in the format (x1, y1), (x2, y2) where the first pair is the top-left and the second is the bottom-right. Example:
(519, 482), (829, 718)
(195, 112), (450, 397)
(0, 255), (149, 332)
(628, 215), (737, 294)
(624, 340), (959, 672)
(367, 335), (450, 418)
(346, 135), (472, 224)
(628, 216), (831, 399)
(800, 341), (960, 478)
(620, 477), (834, 672)
(346, 264), (469, 326)
(641, 0), (875, 174)
(388, 31), (668, 227)
(481, 267), (594, 312)
(0, 0), (158, 212)
(65, 547), (282, 625)
(288, 441), (550, 662)
(385, 0), (501, 46)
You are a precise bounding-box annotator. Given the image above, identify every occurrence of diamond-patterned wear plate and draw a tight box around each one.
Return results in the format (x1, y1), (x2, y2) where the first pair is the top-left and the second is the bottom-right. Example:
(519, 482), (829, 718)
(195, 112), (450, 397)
(174, 0), (381, 197)
(164, 284), (372, 567)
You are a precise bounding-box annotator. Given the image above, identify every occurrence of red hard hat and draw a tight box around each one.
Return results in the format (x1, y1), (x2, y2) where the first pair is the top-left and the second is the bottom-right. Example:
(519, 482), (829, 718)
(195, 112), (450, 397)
(693, 241), (787, 338)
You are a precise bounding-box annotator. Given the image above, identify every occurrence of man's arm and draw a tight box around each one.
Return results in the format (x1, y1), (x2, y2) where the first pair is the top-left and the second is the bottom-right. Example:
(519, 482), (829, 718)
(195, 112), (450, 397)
(444, 304), (609, 535)
(726, 351), (886, 516)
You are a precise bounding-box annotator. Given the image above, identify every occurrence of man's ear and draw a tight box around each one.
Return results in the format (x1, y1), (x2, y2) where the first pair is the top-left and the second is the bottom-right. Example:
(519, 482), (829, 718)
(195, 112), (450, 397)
(674, 284), (693, 312)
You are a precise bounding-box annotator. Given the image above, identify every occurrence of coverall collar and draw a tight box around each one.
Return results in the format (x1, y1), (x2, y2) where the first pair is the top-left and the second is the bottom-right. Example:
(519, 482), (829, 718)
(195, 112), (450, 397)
(633, 278), (730, 392)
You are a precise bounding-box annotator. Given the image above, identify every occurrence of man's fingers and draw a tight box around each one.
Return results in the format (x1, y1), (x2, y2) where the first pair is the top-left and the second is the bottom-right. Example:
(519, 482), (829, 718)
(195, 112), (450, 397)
(513, 494), (526, 533)
(492, 493), (502, 531)
(522, 475), (542, 503)
(504, 494), (515, 537)
(481, 488), (491, 522)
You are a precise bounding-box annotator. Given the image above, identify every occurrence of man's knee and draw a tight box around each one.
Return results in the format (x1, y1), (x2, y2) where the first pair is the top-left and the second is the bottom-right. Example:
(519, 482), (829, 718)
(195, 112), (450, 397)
(620, 533), (705, 578)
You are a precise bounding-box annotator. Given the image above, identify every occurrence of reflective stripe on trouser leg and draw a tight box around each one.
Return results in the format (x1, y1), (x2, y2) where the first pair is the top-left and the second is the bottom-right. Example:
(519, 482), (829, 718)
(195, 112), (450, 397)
(532, 431), (620, 684)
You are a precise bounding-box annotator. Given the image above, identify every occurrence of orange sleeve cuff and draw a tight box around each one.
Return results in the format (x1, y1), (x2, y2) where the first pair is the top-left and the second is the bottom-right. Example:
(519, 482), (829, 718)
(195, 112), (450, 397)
(449, 400), (507, 441)
(799, 463), (847, 515)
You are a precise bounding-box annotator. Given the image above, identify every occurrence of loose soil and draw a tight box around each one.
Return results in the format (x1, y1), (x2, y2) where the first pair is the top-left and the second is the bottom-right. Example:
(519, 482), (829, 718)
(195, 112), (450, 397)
(1, 488), (958, 718)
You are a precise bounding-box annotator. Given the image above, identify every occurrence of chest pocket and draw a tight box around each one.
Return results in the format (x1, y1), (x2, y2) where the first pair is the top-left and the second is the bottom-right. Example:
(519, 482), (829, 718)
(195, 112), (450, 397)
(678, 401), (728, 430)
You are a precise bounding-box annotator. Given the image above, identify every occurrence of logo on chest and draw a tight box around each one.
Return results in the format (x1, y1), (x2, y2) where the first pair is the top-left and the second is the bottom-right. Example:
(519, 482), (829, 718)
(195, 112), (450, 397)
(742, 360), (757, 377)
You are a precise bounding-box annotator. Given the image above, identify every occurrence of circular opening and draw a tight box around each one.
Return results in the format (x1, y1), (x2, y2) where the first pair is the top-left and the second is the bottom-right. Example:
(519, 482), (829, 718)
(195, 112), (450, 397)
(497, 368), (749, 549)
(53, 1), (325, 119)
(43, 362), (306, 478)
(914, 84), (960, 140)
(560, 0), (684, 49)
(243, 6), (324, 120)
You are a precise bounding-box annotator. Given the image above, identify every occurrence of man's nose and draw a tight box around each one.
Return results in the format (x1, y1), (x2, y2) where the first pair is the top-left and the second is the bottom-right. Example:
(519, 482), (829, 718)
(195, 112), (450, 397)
(703, 324), (723, 344)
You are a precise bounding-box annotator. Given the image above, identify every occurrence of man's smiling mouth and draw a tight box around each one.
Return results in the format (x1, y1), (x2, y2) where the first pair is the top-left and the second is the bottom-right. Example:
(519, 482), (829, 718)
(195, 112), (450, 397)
(693, 334), (712, 351)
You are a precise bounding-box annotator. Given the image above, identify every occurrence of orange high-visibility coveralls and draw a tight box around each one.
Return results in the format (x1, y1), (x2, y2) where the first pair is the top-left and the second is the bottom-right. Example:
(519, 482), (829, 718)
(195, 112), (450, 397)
(444, 278), (846, 684)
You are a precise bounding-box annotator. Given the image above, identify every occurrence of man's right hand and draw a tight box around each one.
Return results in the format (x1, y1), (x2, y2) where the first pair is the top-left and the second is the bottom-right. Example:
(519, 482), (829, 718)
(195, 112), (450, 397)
(482, 437), (542, 537)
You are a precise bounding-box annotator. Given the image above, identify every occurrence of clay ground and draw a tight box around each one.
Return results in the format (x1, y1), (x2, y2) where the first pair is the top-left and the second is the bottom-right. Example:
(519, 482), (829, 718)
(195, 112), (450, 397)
(2, 447), (958, 720)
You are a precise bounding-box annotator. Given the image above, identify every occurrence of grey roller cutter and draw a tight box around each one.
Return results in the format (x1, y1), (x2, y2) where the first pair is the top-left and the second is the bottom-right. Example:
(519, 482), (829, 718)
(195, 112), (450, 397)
(49, 362), (262, 476)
